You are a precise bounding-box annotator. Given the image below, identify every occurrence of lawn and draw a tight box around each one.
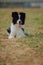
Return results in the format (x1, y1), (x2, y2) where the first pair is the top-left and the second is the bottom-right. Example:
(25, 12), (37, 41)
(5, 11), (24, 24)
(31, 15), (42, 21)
(0, 8), (43, 65)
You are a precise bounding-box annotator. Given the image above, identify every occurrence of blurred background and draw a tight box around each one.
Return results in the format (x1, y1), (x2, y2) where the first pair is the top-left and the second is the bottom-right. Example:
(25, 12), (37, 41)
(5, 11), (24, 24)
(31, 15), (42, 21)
(0, 0), (43, 8)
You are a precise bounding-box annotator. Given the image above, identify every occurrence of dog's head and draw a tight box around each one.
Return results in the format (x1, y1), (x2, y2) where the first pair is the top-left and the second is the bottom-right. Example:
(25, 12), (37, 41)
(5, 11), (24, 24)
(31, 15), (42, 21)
(12, 12), (26, 25)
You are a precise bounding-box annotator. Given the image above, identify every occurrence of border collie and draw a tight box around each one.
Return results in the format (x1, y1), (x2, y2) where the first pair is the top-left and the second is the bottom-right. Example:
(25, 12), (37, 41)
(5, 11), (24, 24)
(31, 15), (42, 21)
(7, 12), (26, 39)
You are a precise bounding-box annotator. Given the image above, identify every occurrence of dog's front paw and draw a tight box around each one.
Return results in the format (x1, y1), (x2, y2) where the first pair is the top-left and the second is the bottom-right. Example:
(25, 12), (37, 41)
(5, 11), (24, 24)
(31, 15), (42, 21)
(8, 35), (14, 39)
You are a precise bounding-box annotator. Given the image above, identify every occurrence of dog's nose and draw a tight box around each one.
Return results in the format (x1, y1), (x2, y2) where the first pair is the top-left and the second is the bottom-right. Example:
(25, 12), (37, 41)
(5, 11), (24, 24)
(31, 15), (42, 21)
(19, 21), (22, 24)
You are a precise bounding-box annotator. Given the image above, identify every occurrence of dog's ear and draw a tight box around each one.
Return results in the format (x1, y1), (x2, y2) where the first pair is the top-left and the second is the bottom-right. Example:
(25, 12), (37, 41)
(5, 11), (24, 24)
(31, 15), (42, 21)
(12, 12), (18, 24)
(20, 12), (26, 18)
(12, 12), (18, 17)
(20, 12), (26, 25)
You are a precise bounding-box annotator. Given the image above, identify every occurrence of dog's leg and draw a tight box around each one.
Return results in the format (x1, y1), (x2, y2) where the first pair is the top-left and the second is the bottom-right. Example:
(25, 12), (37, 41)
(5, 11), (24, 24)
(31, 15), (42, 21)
(8, 23), (16, 39)
(7, 27), (11, 36)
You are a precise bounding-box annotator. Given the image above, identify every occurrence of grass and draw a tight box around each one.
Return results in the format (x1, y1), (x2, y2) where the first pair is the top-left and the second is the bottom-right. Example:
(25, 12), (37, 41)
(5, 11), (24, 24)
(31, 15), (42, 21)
(0, 8), (43, 48)
(0, 8), (43, 65)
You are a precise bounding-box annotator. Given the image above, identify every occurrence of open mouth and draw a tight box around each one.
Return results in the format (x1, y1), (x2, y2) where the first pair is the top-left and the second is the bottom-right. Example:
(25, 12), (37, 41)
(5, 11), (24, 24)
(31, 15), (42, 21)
(16, 22), (21, 28)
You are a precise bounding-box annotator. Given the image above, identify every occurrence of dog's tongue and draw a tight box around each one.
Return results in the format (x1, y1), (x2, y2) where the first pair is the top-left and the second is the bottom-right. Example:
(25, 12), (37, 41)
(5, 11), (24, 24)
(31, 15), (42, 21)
(19, 25), (21, 28)
(18, 24), (21, 28)
(17, 23), (21, 28)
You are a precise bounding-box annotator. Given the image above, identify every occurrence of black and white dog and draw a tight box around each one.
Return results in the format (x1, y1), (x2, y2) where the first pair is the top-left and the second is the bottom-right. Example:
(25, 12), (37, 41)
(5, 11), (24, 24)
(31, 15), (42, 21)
(7, 12), (26, 39)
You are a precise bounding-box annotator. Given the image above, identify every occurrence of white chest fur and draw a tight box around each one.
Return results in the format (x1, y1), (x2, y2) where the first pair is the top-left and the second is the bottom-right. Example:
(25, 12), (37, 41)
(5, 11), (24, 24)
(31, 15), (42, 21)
(8, 23), (25, 39)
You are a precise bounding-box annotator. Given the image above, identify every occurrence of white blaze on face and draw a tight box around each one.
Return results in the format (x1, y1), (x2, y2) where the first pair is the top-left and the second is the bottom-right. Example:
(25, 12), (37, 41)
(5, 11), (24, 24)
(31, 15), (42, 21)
(17, 13), (22, 28)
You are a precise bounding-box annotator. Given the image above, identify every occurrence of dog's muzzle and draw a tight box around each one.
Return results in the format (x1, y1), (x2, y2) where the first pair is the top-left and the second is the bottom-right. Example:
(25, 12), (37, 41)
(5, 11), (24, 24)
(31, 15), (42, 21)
(19, 21), (22, 25)
(17, 21), (22, 28)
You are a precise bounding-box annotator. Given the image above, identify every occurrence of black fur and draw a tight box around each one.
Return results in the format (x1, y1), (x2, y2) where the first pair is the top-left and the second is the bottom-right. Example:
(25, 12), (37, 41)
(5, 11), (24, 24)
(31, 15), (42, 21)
(7, 27), (11, 34)
(12, 12), (18, 24)
(20, 12), (25, 25)
(12, 12), (25, 25)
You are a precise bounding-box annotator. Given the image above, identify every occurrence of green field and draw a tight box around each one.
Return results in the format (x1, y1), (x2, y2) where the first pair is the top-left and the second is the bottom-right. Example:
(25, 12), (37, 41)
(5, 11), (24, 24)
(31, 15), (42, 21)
(0, 8), (43, 65)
